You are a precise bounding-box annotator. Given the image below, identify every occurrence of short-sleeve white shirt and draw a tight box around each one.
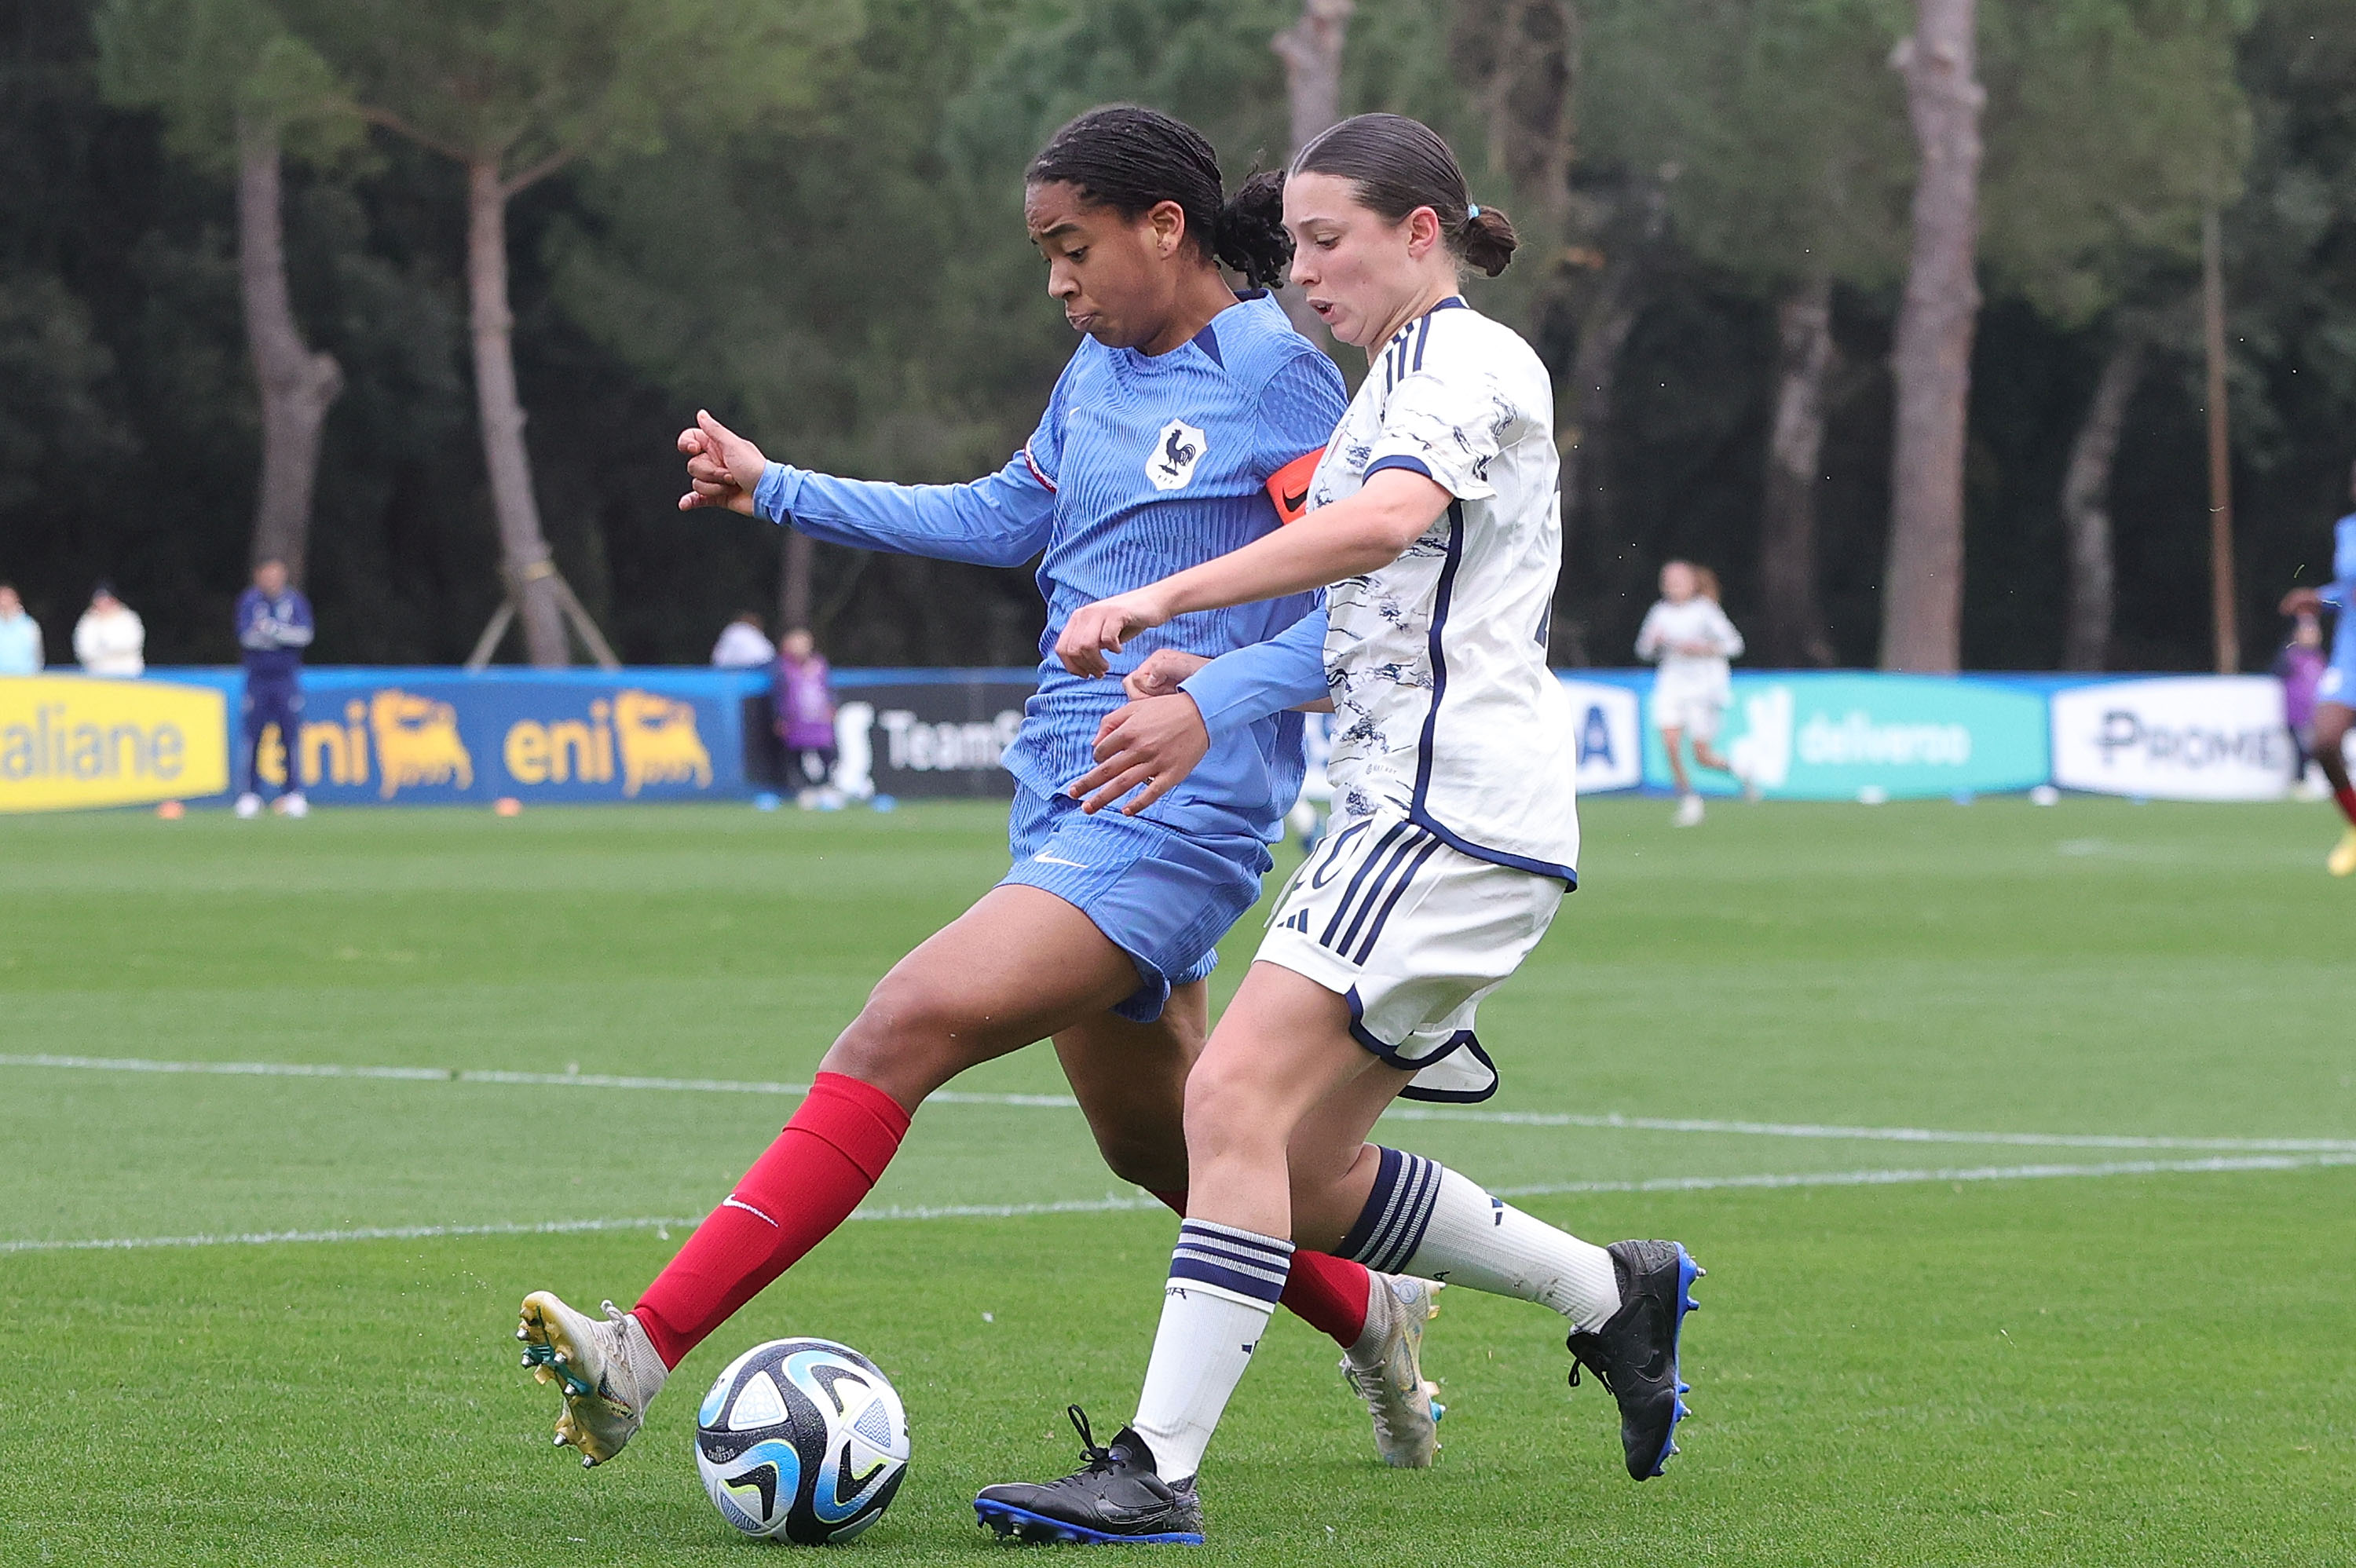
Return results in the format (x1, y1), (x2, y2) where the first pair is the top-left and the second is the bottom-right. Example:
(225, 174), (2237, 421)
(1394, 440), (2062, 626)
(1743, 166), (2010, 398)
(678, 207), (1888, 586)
(1305, 299), (1579, 881)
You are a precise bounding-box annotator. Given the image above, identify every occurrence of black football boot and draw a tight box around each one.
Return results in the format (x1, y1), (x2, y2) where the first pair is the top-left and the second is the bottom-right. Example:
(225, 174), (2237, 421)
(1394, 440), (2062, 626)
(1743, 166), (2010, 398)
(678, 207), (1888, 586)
(1565, 1238), (1704, 1479)
(975, 1407), (1205, 1545)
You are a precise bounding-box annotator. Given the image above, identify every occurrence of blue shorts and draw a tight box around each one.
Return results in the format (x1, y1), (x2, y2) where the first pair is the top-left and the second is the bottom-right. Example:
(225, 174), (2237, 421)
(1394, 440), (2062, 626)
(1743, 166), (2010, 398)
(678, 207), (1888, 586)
(2322, 622), (2356, 708)
(1002, 788), (1274, 1024)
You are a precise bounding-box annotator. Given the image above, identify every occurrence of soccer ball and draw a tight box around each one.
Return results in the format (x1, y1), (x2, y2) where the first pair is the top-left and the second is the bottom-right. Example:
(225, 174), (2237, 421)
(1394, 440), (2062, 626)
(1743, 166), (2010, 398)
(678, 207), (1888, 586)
(694, 1338), (909, 1544)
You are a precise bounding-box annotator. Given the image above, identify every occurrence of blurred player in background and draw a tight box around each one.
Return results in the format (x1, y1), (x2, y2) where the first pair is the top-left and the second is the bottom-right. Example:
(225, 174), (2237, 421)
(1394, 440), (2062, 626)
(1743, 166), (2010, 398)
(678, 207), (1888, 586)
(233, 558), (313, 819)
(773, 627), (840, 808)
(72, 583), (143, 677)
(1637, 560), (1748, 826)
(709, 609), (775, 669)
(516, 107), (1444, 1480)
(2274, 612), (2328, 799)
(0, 584), (42, 674)
(980, 115), (1699, 1544)
(2278, 459), (2356, 873)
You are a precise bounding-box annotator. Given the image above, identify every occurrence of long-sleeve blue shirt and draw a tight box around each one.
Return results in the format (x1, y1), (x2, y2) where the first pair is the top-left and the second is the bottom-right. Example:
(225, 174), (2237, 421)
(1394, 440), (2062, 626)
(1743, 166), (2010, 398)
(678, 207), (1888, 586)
(754, 293), (1346, 844)
(236, 587), (313, 681)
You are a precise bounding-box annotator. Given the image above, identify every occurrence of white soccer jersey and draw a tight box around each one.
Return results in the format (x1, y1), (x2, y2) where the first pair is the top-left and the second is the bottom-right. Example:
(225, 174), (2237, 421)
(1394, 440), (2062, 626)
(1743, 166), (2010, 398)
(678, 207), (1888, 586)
(1635, 597), (1743, 703)
(1305, 298), (1579, 882)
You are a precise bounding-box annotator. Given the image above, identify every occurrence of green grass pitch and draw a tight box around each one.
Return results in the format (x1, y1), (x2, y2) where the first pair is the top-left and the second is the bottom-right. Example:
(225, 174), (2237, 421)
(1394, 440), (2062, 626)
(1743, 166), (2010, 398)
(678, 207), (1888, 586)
(4, 796), (2352, 1565)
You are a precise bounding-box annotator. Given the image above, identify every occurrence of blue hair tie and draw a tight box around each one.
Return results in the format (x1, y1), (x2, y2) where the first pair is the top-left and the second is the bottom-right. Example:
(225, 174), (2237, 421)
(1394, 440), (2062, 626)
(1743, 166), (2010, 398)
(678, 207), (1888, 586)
(1466, 203), (1481, 219)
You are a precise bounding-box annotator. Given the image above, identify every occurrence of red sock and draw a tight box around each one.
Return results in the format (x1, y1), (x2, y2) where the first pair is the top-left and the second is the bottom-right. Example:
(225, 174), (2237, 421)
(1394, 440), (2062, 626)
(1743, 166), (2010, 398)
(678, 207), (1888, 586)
(2336, 786), (2356, 828)
(635, 1073), (911, 1368)
(1153, 1190), (1370, 1349)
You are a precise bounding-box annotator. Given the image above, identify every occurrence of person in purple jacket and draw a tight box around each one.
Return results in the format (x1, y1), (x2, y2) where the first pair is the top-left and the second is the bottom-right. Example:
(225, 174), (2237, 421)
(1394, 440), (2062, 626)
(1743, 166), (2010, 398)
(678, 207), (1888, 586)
(233, 557), (313, 819)
(2276, 612), (2327, 795)
(773, 627), (840, 806)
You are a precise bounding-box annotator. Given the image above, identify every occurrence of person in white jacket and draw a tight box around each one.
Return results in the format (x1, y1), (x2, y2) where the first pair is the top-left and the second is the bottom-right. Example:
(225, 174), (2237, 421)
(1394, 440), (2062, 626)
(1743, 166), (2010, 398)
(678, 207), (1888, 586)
(73, 584), (145, 677)
(1635, 561), (1747, 825)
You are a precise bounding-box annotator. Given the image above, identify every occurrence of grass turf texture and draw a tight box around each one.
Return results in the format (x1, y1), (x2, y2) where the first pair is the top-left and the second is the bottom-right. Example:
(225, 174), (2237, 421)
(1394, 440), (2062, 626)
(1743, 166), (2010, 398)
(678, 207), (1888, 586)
(4, 797), (2351, 1563)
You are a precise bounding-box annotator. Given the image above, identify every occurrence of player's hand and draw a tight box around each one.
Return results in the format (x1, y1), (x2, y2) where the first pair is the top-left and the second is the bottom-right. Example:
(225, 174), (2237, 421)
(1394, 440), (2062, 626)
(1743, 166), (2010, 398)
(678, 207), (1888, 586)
(1123, 650), (1212, 701)
(1056, 590), (1174, 678)
(2281, 587), (2327, 616)
(677, 410), (768, 516)
(1070, 693), (1210, 815)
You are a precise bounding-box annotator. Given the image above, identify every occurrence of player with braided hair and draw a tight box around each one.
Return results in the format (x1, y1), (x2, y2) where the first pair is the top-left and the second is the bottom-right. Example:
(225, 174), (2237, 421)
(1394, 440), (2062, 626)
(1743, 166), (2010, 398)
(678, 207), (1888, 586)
(514, 105), (1449, 1482)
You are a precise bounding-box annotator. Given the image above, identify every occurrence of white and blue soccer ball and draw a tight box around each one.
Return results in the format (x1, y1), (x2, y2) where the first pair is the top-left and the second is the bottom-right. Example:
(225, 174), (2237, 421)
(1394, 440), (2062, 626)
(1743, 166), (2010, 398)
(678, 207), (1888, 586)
(694, 1338), (909, 1544)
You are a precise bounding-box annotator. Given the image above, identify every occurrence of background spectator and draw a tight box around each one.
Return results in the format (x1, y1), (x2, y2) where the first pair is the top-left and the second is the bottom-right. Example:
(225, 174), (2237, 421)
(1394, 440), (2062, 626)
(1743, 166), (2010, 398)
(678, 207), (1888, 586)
(0, 585), (41, 674)
(234, 558), (315, 819)
(711, 611), (776, 669)
(774, 628), (840, 808)
(2277, 611), (2329, 799)
(72, 584), (144, 676)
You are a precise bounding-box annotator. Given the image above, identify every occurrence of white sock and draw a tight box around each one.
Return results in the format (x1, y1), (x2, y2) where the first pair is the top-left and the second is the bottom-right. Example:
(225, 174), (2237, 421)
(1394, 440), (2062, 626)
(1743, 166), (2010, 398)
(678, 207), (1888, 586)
(1129, 1219), (1291, 1482)
(1339, 1148), (1621, 1332)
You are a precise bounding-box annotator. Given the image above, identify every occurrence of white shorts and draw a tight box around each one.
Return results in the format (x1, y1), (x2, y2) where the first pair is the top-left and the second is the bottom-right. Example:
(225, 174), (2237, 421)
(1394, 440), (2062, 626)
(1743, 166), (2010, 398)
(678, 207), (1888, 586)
(1652, 687), (1726, 740)
(1257, 811), (1565, 1104)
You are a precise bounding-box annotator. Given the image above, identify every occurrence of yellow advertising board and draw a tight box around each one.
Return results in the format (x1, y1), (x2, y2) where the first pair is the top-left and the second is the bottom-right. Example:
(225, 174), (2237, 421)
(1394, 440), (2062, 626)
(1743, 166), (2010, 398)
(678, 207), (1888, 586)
(0, 675), (228, 813)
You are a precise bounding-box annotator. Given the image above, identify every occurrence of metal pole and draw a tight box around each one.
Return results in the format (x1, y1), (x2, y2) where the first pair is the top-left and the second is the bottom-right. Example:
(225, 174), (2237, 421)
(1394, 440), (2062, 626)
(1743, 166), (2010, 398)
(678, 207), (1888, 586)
(2201, 207), (2239, 674)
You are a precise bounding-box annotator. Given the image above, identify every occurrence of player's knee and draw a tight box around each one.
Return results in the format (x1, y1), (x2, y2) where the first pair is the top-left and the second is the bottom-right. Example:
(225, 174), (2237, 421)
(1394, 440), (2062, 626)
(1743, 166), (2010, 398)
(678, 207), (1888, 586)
(819, 974), (980, 1091)
(1181, 1055), (1285, 1164)
(1089, 1122), (1188, 1191)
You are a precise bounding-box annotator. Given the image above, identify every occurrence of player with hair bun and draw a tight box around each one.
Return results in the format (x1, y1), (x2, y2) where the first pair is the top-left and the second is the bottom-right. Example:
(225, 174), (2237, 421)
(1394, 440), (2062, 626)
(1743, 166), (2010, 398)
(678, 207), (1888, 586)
(977, 113), (1699, 1545)
(515, 105), (1450, 1479)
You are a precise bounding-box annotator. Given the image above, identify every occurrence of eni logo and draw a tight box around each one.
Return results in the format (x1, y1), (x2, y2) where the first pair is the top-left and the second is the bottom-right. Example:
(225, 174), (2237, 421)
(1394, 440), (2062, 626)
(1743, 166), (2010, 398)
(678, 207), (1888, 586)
(370, 689), (474, 799)
(613, 689), (712, 796)
(502, 690), (711, 795)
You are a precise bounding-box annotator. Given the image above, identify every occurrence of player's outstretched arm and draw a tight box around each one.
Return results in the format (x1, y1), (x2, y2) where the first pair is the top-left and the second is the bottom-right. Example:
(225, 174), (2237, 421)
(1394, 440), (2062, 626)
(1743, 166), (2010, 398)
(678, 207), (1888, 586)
(1055, 470), (1451, 677)
(681, 410), (1054, 568)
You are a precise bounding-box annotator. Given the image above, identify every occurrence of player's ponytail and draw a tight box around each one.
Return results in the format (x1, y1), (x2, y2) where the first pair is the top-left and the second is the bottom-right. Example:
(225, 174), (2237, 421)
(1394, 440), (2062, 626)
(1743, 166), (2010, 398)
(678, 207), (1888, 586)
(1213, 170), (1293, 291)
(1026, 107), (1291, 289)
(1293, 112), (1518, 278)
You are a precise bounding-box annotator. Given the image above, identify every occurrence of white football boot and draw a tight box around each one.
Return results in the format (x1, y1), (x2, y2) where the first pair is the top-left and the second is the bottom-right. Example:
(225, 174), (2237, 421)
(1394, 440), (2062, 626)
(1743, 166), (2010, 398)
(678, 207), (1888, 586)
(233, 792), (262, 819)
(1340, 1274), (1445, 1467)
(1674, 793), (1706, 828)
(275, 791), (309, 818)
(518, 1291), (669, 1467)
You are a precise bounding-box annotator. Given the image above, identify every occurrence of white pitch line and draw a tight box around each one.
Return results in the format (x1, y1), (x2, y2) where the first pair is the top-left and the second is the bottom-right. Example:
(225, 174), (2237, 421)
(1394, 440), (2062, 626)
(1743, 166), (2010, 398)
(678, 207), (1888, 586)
(7, 1051), (2355, 1156)
(4, 1153), (2348, 1257)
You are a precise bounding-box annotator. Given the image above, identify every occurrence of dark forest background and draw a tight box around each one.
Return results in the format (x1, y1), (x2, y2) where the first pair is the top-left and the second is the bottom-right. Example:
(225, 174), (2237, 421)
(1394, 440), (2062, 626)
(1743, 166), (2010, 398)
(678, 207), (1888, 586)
(3, 0), (2353, 671)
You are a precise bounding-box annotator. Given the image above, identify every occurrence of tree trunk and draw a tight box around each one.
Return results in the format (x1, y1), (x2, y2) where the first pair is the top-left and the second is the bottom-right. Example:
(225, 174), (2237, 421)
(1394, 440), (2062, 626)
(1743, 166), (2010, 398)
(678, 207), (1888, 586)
(1557, 183), (1663, 560)
(1880, 0), (1985, 674)
(1272, 0), (1354, 343)
(780, 528), (813, 634)
(1759, 274), (1838, 667)
(466, 158), (569, 667)
(236, 114), (341, 585)
(2060, 334), (2145, 671)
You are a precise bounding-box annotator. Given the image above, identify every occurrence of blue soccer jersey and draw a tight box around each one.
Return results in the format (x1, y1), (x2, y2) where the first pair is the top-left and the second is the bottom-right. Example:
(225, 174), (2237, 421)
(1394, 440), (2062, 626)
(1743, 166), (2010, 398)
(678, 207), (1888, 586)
(2318, 513), (2356, 704)
(236, 586), (313, 682)
(752, 292), (1347, 845)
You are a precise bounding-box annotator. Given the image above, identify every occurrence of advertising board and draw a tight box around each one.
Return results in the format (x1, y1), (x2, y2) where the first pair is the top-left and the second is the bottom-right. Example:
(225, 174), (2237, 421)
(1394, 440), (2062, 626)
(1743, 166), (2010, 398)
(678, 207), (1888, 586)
(1559, 676), (1644, 794)
(0, 674), (228, 812)
(236, 671), (744, 805)
(825, 678), (1032, 801)
(2049, 677), (2292, 800)
(1647, 673), (2051, 800)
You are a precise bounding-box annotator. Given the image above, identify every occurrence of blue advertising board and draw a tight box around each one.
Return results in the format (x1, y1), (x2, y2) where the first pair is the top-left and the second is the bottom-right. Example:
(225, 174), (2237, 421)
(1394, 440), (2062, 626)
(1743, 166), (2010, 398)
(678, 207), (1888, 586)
(1644, 673), (2051, 800)
(157, 667), (762, 806)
